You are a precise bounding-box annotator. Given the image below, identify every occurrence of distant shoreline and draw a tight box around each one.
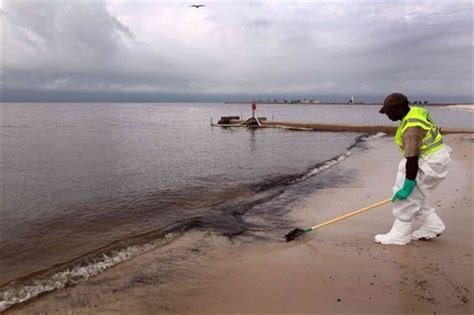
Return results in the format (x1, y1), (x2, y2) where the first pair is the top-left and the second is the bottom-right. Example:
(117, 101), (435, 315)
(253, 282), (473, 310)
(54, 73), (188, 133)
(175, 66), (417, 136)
(1, 101), (472, 107)
(224, 101), (474, 106)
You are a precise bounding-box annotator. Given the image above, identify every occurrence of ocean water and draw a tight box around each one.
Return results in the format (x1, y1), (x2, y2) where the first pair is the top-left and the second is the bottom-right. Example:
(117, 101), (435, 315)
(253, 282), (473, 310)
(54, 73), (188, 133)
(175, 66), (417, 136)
(0, 102), (471, 310)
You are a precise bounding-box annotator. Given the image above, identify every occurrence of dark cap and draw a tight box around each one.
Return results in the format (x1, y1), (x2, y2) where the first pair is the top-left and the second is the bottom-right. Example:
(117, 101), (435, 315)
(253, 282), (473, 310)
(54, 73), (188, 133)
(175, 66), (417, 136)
(379, 93), (409, 114)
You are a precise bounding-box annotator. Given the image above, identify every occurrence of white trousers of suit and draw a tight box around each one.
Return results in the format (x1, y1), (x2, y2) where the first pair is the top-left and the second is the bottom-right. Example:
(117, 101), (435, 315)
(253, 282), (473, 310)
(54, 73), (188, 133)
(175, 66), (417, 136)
(392, 146), (451, 222)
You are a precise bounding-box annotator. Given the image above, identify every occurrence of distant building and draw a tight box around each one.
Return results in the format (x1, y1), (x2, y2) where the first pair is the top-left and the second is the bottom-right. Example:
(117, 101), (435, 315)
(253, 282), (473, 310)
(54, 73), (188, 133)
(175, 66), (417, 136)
(302, 99), (321, 104)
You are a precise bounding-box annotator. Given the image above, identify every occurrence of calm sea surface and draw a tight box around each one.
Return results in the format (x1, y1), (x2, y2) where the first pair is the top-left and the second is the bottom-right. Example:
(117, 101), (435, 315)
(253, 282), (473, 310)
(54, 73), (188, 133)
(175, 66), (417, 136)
(0, 103), (471, 298)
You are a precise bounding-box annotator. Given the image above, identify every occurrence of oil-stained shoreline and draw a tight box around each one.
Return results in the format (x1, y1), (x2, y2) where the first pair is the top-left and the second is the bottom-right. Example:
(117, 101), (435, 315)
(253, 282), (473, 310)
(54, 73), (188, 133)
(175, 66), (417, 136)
(0, 132), (374, 312)
(6, 133), (473, 314)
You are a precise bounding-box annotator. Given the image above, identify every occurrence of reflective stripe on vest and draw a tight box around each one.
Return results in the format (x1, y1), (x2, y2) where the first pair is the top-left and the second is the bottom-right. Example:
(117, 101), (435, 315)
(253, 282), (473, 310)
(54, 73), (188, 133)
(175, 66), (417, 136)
(394, 107), (444, 157)
(421, 137), (443, 155)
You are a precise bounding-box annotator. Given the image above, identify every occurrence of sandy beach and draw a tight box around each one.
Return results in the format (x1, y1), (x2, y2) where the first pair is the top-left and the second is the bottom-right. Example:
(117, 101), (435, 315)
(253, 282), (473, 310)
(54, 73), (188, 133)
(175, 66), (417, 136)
(7, 133), (473, 314)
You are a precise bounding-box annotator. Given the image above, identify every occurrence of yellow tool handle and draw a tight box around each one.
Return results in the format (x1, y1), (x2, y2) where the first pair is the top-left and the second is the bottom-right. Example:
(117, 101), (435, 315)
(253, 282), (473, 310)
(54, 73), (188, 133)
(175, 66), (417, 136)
(310, 198), (392, 231)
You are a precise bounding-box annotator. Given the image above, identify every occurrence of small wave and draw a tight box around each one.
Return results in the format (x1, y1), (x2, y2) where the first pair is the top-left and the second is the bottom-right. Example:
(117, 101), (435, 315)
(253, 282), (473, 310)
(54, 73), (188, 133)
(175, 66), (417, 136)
(296, 151), (351, 183)
(446, 104), (474, 112)
(360, 132), (387, 141)
(291, 132), (386, 184)
(0, 232), (179, 312)
(252, 132), (386, 190)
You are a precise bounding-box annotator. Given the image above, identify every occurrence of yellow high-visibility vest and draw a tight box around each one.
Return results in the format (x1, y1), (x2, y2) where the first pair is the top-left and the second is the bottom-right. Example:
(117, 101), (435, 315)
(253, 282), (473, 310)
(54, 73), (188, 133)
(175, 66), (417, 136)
(394, 107), (444, 157)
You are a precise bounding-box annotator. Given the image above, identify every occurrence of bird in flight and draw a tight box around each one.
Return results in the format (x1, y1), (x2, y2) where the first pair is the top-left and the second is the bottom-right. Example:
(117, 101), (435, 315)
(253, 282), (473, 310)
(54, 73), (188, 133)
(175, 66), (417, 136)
(190, 4), (205, 8)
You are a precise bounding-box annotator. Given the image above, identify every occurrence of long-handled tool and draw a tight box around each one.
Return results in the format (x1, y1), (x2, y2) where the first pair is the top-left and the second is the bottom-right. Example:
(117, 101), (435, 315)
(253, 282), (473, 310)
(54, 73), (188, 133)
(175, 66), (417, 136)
(285, 198), (392, 242)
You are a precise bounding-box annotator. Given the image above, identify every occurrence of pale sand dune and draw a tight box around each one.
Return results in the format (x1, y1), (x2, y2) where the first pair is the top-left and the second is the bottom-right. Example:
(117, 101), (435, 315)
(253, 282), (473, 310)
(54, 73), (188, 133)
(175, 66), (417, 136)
(7, 134), (473, 314)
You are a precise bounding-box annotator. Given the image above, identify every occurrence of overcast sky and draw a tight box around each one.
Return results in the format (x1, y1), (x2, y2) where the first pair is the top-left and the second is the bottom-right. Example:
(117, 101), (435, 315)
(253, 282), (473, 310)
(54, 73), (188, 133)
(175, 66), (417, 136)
(1, 0), (472, 102)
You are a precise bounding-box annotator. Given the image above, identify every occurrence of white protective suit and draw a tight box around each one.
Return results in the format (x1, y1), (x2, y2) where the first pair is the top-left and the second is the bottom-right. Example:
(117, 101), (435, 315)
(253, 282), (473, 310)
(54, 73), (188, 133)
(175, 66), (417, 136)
(392, 145), (451, 223)
(375, 145), (450, 245)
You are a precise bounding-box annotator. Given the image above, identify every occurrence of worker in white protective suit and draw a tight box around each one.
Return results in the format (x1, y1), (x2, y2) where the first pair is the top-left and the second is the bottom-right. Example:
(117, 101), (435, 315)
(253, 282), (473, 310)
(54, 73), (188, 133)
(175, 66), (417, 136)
(375, 93), (451, 245)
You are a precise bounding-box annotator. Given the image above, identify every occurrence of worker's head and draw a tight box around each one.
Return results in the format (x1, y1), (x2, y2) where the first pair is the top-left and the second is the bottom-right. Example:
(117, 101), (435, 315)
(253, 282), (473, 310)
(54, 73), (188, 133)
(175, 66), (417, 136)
(379, 93), (410, 121)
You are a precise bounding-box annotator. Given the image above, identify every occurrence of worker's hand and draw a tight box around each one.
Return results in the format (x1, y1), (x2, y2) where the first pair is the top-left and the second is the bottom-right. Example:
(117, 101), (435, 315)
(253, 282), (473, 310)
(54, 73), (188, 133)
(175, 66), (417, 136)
(392, 178), (417, 202)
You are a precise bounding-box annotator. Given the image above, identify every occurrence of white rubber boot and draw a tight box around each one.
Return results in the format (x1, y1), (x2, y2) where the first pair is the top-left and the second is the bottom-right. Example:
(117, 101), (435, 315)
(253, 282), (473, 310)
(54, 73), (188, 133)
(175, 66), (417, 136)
(411, 212), (445, 240)
(375, 219), (411, 245)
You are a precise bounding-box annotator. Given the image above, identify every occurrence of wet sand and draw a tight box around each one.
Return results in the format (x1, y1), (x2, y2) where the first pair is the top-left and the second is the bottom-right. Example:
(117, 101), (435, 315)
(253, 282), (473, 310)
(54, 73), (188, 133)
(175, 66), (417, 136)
(7, 134), (473, 314)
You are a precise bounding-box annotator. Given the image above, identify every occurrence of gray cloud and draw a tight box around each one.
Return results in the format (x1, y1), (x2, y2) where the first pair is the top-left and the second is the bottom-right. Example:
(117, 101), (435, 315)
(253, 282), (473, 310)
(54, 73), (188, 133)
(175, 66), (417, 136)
(1, 1), (472, 102)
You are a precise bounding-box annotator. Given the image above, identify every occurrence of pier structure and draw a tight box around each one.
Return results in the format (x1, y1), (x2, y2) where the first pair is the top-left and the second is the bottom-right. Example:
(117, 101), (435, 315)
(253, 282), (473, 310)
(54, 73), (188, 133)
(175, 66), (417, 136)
(212, 102), (474, 134)
(213, 117), (473, 135)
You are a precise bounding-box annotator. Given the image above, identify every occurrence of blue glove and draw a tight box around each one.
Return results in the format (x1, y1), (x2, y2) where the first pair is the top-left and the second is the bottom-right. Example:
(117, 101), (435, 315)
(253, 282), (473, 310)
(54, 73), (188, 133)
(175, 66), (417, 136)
(392, 178), (416, 202)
